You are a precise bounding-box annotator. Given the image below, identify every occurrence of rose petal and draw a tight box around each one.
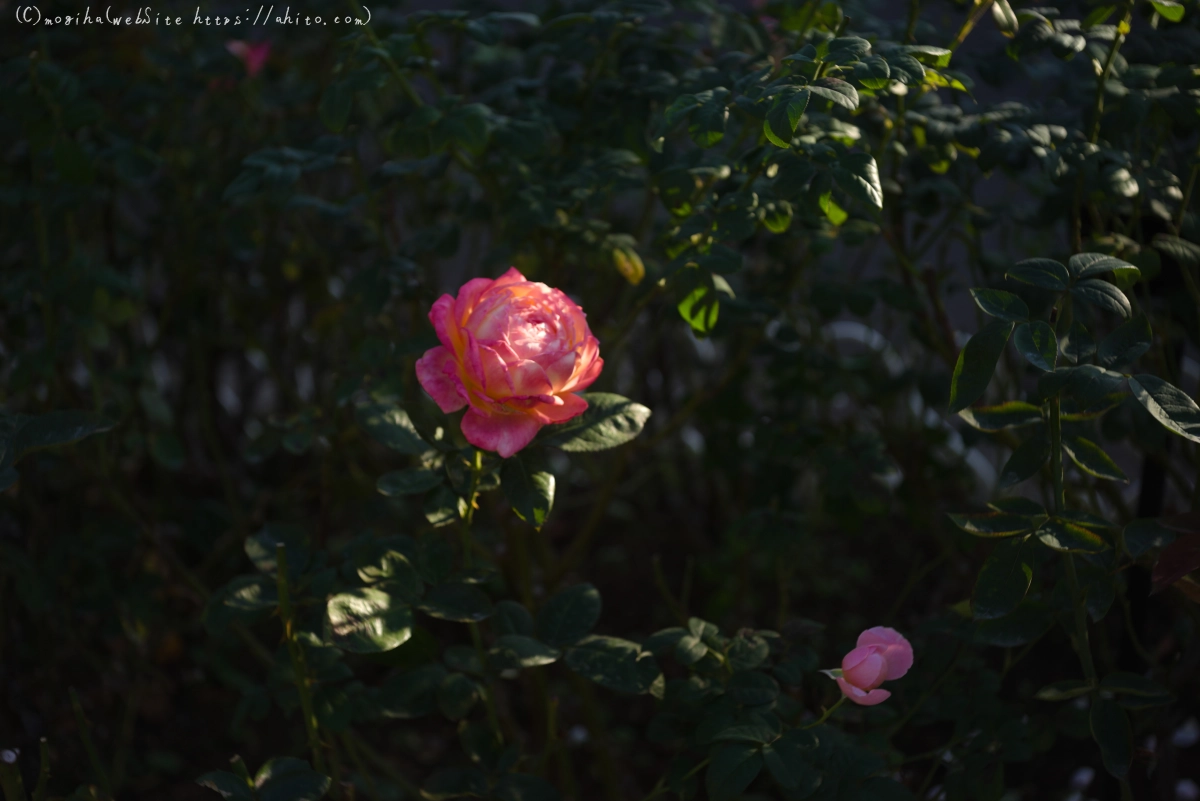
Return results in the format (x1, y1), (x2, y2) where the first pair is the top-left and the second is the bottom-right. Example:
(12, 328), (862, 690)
(454, 277), (496, 326)
(841, 647), (887, 691)
(509, 360), (554, 397)
(534, 392), (588, 424)
(461, 409), (541, 458)
(428, 294), (458, 351)
(492, 267), (528, 288)
(857, 627), (914, 681)
(416, 346), (467, 413)
(837, 678), (891, 706)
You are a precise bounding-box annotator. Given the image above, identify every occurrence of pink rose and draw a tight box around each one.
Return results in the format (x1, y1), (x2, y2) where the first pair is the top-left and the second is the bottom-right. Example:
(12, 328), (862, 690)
(226, 40), (271, 77)
(415, 268), (603, 458)
(829, 626), (913, 706)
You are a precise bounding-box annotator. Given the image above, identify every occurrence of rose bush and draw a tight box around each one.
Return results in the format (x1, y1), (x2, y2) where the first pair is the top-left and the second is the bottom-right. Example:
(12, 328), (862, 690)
(416, 268), (602, 457)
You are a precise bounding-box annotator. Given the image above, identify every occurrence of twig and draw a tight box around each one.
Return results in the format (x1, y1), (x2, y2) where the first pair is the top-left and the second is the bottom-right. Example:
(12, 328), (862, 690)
(69, 688), (112, 799)
(276, 544), (329, 775)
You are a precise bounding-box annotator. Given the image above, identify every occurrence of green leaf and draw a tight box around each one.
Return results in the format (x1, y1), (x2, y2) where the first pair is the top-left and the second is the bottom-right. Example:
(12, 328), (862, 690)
(422, 767), (488, 800)
(973, 538), (1034, 620)
(947, 511), (1036, 537)
(970, 288), (1029, 322)
(958, 401), (1042, 431)
(1063, 436), (1127, 482)
(196, 771), (254, 801)
(319, 82), (352, 132)
(1035, 679), (1092, 701)
(948, 320), (1015, 413)
(827, 36), (872, 63)
(706, 744), (764, 801)
(501, 456), (555, 529)
(1036, 519), (1107, 553)
(832, 152), (882, 208)
(419, 583), (494, 622)
(1128, 375), (1200, 443)
(490, 635), (561, 669)
(1012, 321), (1056, 371)
(678, 283), (720, 335)
(992, 0), (1019, 35)
(710, 715), (781, 745)
(564, 635), (662, 694)
(853, 55), (891, 90)
(764, 89), (810, 148)
(727, 671), (780, 706)
(356, 551), (423, 601)
(1100, 672), (1173, 708)
(0, 410), (117, 472)
(818, 191), (848, 226)
(325, 588), (413, 653)
(903, 44), (953, 67)
(973, 601), (1053, 646)
(424, 485), (463, 528)
(377, 467), (444, 496)
(493, 600), (535, 637)
(1152, 233), (1200, 266)
(727, 634), (771, 671)
(1007, 258), (1069, 291)
(439, 104), (492, 156)
(1068, 253), (1140, 281)
(254, 758), (331, 801)
(1123, 518), (1175, 558)
(378, 663), (446, 719)
(989, 497), (1048, 516)
(1071, 279), (1131, 318)
(1097, 314), (1152, 369)
(1059, 321), (1095, 365)
(808, 77), (859, 110)
(437, 673), (481, 720)
(1090, 698), (1132, 779)
(1063, 365), (1126, 408)
(355, 403), (428, 454)
(539, 393), (652, 452)
(244, 523), (309, 576)
(537, 583), (602, 647)
(675, 634), (708, 665)
(764, 730), (821, 796)
(998, 434), (1048, 489)
(494, 773), (562, 801)
(1150, 0), (1185, 22)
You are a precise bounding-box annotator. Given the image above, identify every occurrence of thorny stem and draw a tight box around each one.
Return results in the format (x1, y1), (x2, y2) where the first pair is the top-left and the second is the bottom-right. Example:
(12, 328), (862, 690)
(1090, 4), (1133, 145)
(803, 695), (847, 729)
(639, 758), (710, 801)
(32, 740), (49, 801)
(276, 543), (329, 776)
(462, 449), (504, 744)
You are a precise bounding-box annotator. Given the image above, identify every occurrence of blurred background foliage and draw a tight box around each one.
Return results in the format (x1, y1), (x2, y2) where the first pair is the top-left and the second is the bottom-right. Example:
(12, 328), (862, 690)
(2, 0), (1200, 799)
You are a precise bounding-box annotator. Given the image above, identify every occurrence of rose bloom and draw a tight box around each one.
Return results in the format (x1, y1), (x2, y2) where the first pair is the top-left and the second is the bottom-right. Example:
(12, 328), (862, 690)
(830, 626), (913, 706)
(226, 40), (271, 77)
(416, 268), (603, 458)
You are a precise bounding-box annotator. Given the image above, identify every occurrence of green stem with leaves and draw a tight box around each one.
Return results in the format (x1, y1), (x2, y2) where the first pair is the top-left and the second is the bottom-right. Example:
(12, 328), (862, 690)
(69, 688), (111, 799)
(804, 695), (847, 729)
(461, 449), (504, 743)
(276, 543), (329, 776)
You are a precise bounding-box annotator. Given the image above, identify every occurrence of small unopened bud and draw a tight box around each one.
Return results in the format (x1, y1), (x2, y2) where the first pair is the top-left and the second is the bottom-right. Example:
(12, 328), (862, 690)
(613, 246), (645, 286)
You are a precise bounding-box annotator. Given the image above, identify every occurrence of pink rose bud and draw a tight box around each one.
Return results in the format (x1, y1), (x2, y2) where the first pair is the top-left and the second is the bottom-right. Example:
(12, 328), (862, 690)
(827, 626), (913, 706)
(416, 268), (603, 458)
(226, 40), (271, 78)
